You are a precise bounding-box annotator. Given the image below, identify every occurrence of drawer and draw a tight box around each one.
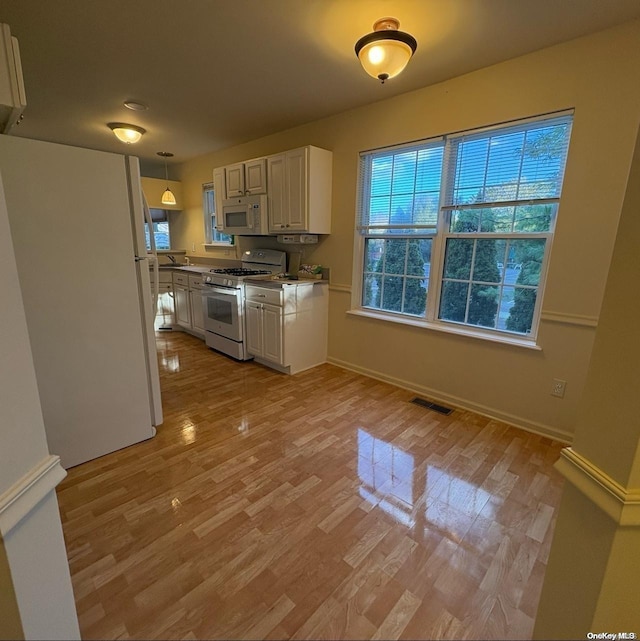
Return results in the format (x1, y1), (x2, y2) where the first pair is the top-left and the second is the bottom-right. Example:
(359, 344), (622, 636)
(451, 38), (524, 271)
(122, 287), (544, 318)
(245, 285), (283, 306)
(188, 275), (204, 289)
(172, 272), (189, 287)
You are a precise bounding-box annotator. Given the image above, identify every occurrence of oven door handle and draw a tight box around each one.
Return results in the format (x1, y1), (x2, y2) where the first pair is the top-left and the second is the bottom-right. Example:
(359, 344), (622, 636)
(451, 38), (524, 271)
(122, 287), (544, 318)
(204, 286), (240, 296)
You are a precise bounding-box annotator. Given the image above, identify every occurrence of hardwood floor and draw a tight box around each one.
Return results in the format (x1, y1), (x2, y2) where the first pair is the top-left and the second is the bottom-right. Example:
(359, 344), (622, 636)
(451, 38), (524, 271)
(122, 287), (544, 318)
(56, 331), (565, 640)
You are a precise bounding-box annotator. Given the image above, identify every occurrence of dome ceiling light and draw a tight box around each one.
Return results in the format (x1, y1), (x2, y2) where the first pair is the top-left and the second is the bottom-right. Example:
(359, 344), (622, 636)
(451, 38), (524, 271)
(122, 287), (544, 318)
(355, 17), (417, 83)
(107, 122), (146, 144)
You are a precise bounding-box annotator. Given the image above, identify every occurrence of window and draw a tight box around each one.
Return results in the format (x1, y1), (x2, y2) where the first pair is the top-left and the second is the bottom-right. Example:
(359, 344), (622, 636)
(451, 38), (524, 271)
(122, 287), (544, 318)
(354, 113), (573, 342)
(145, 209), (170, 250)
(203, 183), (233, 245)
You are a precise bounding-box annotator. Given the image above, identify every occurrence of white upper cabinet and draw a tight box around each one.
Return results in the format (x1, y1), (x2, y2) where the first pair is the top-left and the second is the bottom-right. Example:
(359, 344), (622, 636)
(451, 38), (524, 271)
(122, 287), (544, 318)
(267, 146), (332, 234)
(0, 23), (27, 134)
(141, 177), (183, 210)
(225, 158), (267, 197)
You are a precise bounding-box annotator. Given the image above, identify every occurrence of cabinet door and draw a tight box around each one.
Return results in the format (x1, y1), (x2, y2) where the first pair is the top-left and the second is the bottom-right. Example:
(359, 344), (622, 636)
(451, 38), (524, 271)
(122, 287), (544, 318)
(262, 303), (284, 365)
(225, 163), (245, 197)
(174, 285), (191, 328)
(245, 301), (263, 357)
(286, 147), (308, 231)
(245, 158), (267, 195)
(267, 154), (287, 232)
(190, 289), (205, 335)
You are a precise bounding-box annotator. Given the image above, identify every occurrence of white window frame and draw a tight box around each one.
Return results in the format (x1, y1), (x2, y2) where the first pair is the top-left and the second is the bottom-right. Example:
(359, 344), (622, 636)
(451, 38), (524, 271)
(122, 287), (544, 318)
(202, 183), (234, 246)
(350, 111), (573, 348)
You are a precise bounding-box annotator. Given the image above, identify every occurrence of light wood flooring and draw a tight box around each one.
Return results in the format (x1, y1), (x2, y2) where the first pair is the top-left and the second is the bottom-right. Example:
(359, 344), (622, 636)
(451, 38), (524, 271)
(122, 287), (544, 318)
(56, 331), (566, 640)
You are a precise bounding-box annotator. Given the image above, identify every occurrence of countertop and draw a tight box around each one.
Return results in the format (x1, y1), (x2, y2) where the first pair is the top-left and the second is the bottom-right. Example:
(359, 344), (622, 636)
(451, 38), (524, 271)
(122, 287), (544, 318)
(158, 265), (329, 286)
(244, 277), (328, 288)
(158, 264), (214, 273)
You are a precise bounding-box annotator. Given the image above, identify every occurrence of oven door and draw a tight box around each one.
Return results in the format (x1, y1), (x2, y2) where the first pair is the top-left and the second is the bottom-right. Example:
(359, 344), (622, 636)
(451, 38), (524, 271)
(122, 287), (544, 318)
(202, 286), (243, 342)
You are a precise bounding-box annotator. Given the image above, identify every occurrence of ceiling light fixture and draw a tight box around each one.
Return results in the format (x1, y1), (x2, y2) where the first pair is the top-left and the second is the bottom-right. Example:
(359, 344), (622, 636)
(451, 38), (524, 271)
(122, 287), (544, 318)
(108, 122), (146, 144)
(123, 100), (148, 111)
(355, 17), (417, 83)
(157, 152), (177, 206)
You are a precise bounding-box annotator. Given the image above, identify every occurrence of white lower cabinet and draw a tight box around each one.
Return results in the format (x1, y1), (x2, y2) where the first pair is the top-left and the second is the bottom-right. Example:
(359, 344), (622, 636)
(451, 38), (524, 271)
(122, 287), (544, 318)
(247, 300), (284, 365)
(174, 283), (191, 328)
(245, 282), (328, 374)
(190, 287), (205, 335)
(172, 271), (205, 339)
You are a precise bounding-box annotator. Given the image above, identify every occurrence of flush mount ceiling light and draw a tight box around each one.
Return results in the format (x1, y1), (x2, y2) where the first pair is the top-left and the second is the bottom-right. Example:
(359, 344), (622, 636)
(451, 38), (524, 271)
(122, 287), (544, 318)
(355, 17), (417, 83)
(157, 151), (177, 206)
(107, 122), (146, 144)
(123, 100), (148, 111)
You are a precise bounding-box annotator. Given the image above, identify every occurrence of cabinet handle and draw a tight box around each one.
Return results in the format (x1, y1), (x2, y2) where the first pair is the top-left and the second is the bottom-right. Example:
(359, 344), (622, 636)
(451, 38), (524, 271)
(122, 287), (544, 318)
(286, 224), (290, 228)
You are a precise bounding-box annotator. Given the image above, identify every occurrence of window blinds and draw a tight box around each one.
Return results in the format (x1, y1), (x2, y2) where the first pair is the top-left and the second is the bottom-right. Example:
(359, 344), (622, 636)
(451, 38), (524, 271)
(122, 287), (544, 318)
(356, 139), (444, 233)
(443, 114), (573, 210)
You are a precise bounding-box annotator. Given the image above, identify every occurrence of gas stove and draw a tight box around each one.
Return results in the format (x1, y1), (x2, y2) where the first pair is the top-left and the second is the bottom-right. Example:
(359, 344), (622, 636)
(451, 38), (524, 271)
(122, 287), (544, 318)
(201, 249), (287, 361)
(201, 249), (287, 289)
(202, 267), (275, 288)
(210, 267), (272, 277)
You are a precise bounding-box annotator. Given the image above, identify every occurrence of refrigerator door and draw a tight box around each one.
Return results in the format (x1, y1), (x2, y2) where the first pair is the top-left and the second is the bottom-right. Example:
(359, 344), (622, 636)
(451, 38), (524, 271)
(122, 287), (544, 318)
(125, 156), (163, 428)
(0, 135), (161, 468)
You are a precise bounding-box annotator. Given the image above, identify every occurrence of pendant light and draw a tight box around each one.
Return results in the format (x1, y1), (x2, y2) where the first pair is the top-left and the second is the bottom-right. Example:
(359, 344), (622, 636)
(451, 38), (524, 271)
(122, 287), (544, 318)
(157, 152), (177, 206)
(355, 17), (417, 83)
(107, 122), (146, 144)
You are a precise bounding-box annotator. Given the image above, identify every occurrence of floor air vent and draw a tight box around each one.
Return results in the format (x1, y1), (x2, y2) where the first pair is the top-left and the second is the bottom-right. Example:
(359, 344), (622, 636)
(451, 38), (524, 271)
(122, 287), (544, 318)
(410, 397), (453, 415)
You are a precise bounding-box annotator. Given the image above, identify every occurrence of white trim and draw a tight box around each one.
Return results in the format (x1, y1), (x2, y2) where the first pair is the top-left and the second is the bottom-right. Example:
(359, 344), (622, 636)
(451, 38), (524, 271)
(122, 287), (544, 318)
(540, 310), (598, 328)
(0, 455), (66, 537)
(329, 283), (352, 294)
(346, 308), (542, 350)
(327, 356), (573, 444)
(556, 448), (640, 526)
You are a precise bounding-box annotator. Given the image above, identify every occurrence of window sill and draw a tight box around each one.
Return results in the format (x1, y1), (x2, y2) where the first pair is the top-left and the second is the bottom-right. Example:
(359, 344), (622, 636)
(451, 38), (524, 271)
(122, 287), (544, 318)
(202, 243), (234, 248)
(346, 308), (542, 350)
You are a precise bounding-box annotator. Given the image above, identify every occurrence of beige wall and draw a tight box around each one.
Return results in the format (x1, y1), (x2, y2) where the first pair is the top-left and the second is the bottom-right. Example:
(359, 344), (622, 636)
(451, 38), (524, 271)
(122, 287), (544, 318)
(175, 20), (640, 440)
(534, 124), (640, 639)
(571, 121), (640, 487)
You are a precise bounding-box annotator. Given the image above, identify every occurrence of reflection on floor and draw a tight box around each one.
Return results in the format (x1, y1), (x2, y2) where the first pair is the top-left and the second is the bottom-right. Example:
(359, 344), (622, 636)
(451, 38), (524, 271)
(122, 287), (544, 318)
(56, 331), (565, 640)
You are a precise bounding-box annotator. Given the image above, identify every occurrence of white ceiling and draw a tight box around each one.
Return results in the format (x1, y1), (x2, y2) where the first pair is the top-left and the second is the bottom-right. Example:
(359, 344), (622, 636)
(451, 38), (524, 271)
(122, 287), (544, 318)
(3, 0), (640, 170)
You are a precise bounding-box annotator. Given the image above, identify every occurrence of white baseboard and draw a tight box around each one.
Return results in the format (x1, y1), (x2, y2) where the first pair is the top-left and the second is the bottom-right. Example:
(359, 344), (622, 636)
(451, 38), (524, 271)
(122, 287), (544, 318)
(0, 455), (66, 537)
(556, 448), (640, 525)
(326, 356), (573, 444)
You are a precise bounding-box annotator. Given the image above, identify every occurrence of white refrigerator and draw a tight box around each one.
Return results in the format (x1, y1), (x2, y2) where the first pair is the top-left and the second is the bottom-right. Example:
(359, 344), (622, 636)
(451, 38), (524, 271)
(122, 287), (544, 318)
(0, 134), (162, 469)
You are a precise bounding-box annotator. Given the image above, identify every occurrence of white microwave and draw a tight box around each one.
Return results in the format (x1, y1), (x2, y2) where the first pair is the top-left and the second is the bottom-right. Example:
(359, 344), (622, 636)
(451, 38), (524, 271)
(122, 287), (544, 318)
(221, 195), (268, 235)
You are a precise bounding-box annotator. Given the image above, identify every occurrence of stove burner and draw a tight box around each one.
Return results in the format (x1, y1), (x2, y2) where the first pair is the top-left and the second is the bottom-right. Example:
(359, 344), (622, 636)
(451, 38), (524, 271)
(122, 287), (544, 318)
(210, 268), (272, 276)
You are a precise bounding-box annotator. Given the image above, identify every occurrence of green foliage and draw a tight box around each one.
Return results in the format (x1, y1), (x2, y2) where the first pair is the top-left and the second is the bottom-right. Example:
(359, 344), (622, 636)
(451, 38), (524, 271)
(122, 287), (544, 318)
(440, 208), (500, 327)
(505, 210), (549, 333)
(365, 238), (427, 316)
(520, 127), (568, 161)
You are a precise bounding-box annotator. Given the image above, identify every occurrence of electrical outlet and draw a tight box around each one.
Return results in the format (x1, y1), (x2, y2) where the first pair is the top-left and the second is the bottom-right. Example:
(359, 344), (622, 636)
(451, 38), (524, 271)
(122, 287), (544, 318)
(551, 378), (567, 398)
